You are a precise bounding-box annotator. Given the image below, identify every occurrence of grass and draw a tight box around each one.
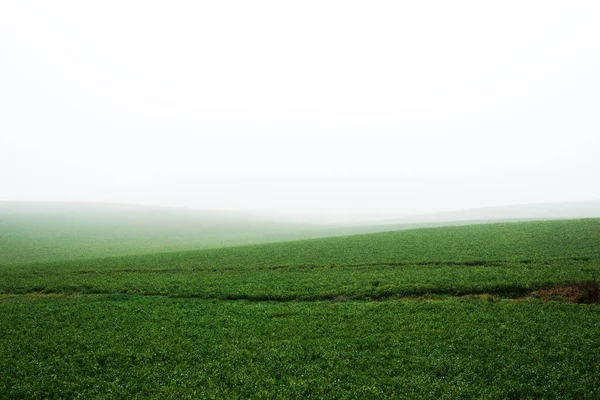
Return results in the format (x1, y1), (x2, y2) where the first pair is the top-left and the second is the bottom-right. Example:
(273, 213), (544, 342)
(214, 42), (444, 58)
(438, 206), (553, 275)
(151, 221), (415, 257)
(0, 201), (466, 266)
(5, 200), (596, 266)
(1, 218), (600, 398)
(2, 296), (599, 399)
(2, 219), (599, 299)
(0, 201), (348, 265)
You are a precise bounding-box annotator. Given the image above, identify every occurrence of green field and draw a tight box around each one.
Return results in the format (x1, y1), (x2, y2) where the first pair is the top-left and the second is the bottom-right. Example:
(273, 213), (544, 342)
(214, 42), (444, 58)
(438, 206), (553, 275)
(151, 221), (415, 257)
(2, 217), (600, 398)
(0, 202), (350, 265)
(6, 201), (598, 266)
(0, 201), (463, 266)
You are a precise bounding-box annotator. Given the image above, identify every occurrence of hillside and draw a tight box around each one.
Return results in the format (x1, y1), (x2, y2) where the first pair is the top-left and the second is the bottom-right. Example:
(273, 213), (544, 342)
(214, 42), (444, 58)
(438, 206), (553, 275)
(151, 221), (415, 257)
(2, 218), (600, 398)
(0, 202), (348, 265)
(3, 200), (600, 266)
(368, 200), (600, 225)
(4, 218), (599, 300)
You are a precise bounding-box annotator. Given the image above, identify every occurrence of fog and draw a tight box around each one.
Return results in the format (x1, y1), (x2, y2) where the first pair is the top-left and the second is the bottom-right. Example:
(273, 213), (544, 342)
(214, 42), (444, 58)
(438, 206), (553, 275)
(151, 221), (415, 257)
(1, 1), (599, 221)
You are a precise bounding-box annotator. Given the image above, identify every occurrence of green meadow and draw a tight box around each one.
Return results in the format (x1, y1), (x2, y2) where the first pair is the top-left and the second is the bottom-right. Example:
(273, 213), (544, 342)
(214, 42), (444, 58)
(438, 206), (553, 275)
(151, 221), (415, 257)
(0, 202), (347, 265)
(0, 201), (467, 266)
(6, 201), (594, 266)
(1, 210), (600, 398)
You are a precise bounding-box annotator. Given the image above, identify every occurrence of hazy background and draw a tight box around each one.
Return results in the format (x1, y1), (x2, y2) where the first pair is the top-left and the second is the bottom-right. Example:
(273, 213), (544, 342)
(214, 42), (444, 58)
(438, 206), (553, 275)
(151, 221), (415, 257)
(1, 1), (599, 221)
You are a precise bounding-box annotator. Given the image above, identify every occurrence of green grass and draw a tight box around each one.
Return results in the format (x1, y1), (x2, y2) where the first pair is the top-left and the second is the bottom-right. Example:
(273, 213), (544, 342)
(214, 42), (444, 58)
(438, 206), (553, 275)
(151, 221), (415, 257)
(2, 218), (600, 398)
(0, 201), (469, 266)
(3, 219), (599, 299)
(2, 296), (599, 399)
(0, 201), (349, 265)
(5, 201), (597, 266)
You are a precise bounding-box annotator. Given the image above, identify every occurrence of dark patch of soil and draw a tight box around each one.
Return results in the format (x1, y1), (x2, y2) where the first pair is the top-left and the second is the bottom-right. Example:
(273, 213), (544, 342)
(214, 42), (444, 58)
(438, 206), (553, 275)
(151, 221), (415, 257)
(533, 281), (600, 304)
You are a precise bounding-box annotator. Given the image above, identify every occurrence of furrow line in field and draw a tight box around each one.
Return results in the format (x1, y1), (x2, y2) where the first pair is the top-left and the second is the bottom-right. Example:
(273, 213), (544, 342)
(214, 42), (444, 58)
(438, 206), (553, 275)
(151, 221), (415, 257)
(4, 281), (598, 303)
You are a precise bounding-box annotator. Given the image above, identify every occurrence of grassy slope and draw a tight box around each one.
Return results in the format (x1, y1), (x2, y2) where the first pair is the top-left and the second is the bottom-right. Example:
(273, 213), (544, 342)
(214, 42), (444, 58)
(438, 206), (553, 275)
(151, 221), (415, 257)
(3, 219), (599, 299)
(381, 200), (600, 224)
(0, 202), (314, 265)
(0, 201), (448, 265)
(0, 202), (380, 265)
(2, 219), (600, 398)
(3, 200), (599, 266)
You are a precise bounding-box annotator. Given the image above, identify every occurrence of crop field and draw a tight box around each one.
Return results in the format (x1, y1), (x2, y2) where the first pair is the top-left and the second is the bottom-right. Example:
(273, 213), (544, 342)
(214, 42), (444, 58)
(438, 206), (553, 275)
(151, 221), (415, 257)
(1, 201), (576, 266)
(2, 219), (600, 398)
(0, 202), (354, 265)
(0, 201), (463, 266)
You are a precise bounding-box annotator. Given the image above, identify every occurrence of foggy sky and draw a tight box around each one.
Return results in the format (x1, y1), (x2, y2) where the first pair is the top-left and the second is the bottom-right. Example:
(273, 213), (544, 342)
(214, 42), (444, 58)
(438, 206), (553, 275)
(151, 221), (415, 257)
(1, 1), (599, 220)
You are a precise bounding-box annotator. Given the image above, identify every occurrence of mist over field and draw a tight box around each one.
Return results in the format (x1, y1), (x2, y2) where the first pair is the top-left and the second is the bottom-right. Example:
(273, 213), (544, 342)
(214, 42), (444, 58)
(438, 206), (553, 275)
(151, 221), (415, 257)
(2, 2), (600, 398)
(2, 199), (600, 266)
(1, 1), (599, 218)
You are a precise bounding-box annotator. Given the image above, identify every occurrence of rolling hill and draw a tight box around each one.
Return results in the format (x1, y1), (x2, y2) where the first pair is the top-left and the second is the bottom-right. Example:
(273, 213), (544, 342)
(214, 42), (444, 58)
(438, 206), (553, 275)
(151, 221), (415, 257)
(2, 200), (599, 265)
(2, 218), (600, 398)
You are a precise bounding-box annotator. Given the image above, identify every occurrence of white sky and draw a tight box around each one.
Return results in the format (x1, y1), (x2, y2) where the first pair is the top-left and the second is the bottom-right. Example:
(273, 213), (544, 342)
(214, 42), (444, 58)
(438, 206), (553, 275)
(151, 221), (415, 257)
(1, 1), (599, 219)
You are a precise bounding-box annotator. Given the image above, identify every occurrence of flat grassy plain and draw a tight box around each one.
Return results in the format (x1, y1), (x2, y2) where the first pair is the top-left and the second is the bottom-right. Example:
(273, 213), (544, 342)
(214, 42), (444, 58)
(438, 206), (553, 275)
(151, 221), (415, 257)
(2, 219), (600, 398)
